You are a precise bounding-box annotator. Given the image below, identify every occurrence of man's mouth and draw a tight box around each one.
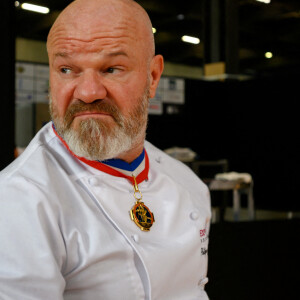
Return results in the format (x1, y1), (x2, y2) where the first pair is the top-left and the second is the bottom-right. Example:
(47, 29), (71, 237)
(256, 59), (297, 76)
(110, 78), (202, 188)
(74, 111), (111, 118)
(63, 101), (122, 128)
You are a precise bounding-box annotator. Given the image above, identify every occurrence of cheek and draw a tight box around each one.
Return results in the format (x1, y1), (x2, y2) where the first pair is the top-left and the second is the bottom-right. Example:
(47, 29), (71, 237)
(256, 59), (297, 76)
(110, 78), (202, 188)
(109, 74), (148, 114)
(50, 75), (74, 118)
(110, 90), (136, 117)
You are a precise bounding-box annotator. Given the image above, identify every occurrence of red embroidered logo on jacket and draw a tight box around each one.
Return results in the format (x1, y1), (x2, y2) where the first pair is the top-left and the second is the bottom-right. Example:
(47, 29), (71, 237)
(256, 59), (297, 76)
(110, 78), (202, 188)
(200, 229), (206, 237)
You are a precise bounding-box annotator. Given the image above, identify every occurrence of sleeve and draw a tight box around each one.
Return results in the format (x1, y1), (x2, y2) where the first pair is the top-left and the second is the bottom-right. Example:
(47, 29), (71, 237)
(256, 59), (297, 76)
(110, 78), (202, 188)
(0, 177), (66, 300)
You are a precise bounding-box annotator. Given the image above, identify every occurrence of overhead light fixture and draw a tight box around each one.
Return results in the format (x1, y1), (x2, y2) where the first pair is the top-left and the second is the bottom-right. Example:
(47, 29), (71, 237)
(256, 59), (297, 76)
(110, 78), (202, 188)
(21, 2), (50, 14)
(181, 35), (200, 45)
(256, 0), (271, 4)
(152, 27), (156, 34)
(265, 52), (273, 59)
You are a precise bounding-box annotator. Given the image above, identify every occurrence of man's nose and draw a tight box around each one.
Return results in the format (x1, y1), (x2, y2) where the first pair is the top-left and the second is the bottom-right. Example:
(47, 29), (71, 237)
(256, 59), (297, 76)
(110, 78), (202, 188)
(74, 70), (107, 103)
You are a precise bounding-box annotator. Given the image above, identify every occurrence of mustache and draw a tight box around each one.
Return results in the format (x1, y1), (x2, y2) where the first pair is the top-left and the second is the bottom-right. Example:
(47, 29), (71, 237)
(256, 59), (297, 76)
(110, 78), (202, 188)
(64, 100), (123, 128)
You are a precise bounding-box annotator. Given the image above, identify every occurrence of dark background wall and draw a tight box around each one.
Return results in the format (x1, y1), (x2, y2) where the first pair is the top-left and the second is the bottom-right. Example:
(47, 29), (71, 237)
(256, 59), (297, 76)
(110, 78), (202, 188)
(147, 76), (299, 211)
(206, 219), (300, 300)
(0, 1), (15, 170)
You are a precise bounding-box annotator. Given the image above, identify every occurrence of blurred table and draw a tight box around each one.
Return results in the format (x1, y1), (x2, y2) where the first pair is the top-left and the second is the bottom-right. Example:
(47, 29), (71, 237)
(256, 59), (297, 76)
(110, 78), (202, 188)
(209, 178), (255, 221)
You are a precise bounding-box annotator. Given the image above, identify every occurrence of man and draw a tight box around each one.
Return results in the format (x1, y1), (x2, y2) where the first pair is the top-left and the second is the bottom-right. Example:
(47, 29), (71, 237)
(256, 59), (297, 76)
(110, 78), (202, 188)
(0, 0), (211, 299)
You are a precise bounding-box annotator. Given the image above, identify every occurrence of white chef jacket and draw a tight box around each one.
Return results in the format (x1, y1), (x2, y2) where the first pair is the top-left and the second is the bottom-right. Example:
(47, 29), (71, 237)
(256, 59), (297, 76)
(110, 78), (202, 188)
(0, 122), (211, 300)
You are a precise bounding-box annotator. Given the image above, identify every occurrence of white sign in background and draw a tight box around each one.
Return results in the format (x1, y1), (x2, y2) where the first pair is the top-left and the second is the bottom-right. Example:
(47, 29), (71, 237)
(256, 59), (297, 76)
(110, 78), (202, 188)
(148, 77), (185, 115)
(162, 77), (185, 104)
(15, 62), (49, 103)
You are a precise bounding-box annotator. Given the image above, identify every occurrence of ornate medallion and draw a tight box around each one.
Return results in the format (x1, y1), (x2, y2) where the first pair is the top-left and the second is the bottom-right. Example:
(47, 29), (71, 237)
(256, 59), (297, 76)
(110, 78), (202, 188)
(130, 201), (155, 231)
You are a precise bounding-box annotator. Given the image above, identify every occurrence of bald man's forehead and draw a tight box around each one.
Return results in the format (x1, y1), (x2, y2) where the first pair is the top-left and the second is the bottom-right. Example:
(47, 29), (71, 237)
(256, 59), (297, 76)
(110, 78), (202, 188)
(48, 20), (137, 51)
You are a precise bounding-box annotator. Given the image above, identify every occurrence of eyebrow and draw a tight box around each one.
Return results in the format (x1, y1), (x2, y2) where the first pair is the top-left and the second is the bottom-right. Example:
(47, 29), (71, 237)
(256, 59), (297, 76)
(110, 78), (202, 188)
(53, 51), (129, 58)
(54, 52), (69, 58)
(105, 51), (128, 58)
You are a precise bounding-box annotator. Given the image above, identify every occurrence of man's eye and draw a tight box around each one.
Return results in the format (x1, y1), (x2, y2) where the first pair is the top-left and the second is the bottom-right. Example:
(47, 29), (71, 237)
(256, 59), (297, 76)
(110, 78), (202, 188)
(106, 67), (115, 74)
(60, 67), (71, 74)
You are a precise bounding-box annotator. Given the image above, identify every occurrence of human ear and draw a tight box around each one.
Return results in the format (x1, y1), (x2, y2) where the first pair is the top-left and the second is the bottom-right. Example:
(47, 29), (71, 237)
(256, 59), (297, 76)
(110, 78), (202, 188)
(148, 55), (164, 99)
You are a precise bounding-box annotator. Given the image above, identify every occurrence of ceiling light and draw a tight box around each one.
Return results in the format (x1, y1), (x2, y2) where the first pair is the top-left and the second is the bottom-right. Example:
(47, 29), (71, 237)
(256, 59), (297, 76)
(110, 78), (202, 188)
(256, 0), (271, 4)
(181, 35), (200, 44)
(152, 27), (156, 34)
(265, 52), (273, 59)
(15, 1), (20, 7)
(21, 3), (50, 14)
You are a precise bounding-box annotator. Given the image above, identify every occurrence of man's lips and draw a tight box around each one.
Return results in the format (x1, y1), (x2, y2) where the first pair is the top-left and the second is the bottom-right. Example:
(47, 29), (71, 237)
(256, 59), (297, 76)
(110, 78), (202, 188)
(74, 111), (111, 118)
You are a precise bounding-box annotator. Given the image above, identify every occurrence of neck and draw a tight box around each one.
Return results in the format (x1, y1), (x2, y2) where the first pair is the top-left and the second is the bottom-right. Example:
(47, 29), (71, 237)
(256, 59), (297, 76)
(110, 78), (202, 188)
(115, 142), (144, 163)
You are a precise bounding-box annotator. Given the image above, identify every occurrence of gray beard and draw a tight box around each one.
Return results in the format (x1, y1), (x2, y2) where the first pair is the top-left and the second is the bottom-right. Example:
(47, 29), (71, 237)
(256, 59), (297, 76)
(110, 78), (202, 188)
(50, 89), (149, 161)
(61, 118), (138, 161)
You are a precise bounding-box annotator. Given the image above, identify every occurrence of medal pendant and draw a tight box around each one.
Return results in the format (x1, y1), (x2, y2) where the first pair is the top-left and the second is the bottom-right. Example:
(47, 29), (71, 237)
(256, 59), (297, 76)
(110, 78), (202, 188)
(130, 201), (155, 231)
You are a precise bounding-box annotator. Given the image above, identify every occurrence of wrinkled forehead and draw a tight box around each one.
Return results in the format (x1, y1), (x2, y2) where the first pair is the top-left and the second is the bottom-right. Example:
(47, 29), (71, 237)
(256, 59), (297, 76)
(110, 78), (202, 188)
(49, 13), (136, 50)
(48, 21), (138, 56)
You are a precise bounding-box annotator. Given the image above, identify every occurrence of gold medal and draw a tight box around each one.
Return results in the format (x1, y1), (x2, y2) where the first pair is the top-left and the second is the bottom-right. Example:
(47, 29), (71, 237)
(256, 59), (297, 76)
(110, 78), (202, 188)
(130, 176), (154, 231)
(130, 202), (154, 231)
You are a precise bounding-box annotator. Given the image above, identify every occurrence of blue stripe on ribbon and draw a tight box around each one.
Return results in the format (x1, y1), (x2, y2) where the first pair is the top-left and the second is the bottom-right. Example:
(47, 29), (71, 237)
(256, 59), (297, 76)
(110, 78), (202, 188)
(100, 149), (145, 172)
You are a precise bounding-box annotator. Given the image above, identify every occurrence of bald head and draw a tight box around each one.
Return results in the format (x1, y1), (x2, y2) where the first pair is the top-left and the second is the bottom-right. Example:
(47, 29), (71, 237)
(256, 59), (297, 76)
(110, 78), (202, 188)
(47, 0), (155, 61)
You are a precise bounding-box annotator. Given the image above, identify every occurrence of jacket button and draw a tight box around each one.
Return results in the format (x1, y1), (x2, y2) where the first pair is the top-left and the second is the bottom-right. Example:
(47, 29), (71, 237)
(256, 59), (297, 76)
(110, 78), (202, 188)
(155, 157), (161, 163)
(190, 211), (199, 220)
(131, 234), (139, 243)
(88, 177), (99, 186)
(198, 277), (209, 289)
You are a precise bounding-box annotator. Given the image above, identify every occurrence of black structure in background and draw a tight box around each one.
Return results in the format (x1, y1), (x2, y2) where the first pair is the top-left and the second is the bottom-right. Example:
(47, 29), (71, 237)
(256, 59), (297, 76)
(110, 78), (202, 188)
(0, 1), (15, 170)
(147, 76), (299, 211)
(203, 0), (239, 74)
(206, 219), (300, 300)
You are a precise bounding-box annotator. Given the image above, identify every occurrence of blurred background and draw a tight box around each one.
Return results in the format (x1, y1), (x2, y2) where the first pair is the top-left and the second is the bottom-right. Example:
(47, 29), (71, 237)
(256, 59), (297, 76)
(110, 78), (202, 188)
(1, 0), (300, 299)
